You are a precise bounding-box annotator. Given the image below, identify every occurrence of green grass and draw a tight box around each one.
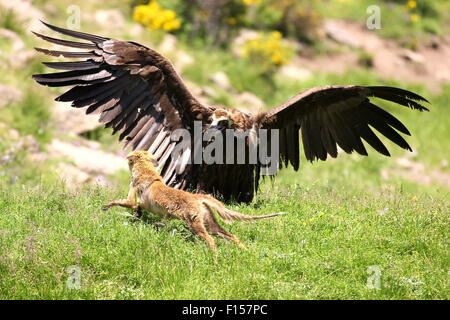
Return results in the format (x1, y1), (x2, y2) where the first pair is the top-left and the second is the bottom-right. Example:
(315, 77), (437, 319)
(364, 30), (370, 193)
(0, 159), (448, 299)
(0, 9), (25, 36)
(0, 90), (52, 146)
(0, 77), (448, 298)
(1, 79), (447, 299)
(313, 0), (449, 39)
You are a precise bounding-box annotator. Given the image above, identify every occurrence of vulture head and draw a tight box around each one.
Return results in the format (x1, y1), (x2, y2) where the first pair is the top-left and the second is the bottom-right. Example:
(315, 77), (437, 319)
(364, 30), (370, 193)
(208, 109), (236, 131)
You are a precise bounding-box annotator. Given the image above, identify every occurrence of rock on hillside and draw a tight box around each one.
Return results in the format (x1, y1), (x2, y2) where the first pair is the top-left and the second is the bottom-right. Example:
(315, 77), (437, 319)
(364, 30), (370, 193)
(48, 139), (127, 175)
(303, 19), (450, 93)
(0, 29), (35, 68)
(0, 84), (23, 109)
(51, 102), (101, 135)
(95, 9), (126, 32)
(0, 0), (46, 33)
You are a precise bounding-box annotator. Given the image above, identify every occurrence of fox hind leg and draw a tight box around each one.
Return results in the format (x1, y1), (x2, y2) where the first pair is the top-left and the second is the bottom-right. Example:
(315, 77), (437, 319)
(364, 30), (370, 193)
(187, 215), (217, 253)
(204, 210), (247, 250)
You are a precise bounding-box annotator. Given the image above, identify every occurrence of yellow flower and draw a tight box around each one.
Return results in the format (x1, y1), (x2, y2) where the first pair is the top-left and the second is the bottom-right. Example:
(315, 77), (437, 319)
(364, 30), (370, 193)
(242, 31), (293, 70)
(165, 10), (176, 20)
(226, 17), (238, 25)
(407, 0), (417, 10)
(163, 19), (181, 31)
(302, 221), (307, 226)
(309, 218), (314, 222)
(133, 1), (181, 31)
(271, 31), (282, 40)
(412, 195), (417, 200)
(410, 13), (419, 22)
(319, 211), (325, 216)
(242, 0), (261, 5)
(271, 53), (282, 64)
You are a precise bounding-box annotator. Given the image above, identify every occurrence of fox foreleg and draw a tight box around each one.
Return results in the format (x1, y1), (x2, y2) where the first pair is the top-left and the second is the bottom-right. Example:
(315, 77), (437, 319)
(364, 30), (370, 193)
(102, 184), (139, 211)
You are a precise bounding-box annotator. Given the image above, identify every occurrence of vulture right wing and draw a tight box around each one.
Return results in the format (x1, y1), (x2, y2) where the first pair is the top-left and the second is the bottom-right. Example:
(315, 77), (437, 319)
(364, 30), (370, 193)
(32, 22), (213, 186)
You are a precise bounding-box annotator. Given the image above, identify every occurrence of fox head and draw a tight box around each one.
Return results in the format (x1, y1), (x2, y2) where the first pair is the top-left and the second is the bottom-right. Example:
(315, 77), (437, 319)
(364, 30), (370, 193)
(126, 150), (159, 169)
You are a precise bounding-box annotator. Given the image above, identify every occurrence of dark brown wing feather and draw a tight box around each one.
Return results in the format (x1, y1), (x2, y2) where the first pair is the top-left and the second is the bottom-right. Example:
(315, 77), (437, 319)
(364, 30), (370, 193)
(260, 85), (429, 165)
(32, 22), (213, 186)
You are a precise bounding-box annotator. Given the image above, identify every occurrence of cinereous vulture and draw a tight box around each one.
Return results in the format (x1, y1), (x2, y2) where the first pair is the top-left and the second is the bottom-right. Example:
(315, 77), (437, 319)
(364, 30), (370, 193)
(32, 22), (429, 203)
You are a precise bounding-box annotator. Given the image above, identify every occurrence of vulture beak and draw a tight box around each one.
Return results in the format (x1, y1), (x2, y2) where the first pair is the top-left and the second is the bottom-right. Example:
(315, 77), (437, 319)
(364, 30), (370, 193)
(209, 119), (228, 131)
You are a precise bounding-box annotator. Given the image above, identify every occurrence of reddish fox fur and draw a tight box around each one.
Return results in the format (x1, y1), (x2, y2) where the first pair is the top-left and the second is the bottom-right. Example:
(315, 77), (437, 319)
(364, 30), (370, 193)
(102, 150), (285, 254)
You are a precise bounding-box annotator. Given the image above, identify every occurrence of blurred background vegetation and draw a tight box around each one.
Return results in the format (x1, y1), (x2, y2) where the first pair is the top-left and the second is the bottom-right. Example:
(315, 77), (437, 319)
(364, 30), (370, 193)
(0, 0), (448, 187)
(0, 0), (448, 195)
(0, 0), (449, 300)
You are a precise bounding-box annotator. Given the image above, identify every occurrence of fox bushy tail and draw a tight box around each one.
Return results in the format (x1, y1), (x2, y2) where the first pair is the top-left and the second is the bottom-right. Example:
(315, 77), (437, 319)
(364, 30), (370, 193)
(202, 196), (286, 224)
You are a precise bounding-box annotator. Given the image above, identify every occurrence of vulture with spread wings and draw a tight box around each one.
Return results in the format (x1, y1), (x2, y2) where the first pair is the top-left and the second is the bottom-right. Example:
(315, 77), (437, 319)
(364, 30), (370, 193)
(32, 22), (429, 203)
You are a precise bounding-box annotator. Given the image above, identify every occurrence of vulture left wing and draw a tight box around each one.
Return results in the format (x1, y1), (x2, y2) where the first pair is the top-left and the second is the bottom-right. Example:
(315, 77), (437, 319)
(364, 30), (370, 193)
(260, 85), (429, 169)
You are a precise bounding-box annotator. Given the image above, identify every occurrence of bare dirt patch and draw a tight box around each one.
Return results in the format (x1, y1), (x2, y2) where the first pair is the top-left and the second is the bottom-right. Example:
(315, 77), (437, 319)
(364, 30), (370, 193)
(295, 19), (450, 94)
(382, 156), (450, 188)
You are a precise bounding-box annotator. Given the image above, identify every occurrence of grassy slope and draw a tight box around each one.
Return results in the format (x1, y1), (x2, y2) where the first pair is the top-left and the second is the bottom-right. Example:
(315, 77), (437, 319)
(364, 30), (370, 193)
(0, 158), (448, 299)
(314, 0), (450, 39)
(0, 1), (448, 300)
(0, 78), (448, 299)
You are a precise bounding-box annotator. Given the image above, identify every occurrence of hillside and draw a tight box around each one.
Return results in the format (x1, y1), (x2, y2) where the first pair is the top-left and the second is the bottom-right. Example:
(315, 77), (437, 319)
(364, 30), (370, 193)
(0, 0), (448, 299)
